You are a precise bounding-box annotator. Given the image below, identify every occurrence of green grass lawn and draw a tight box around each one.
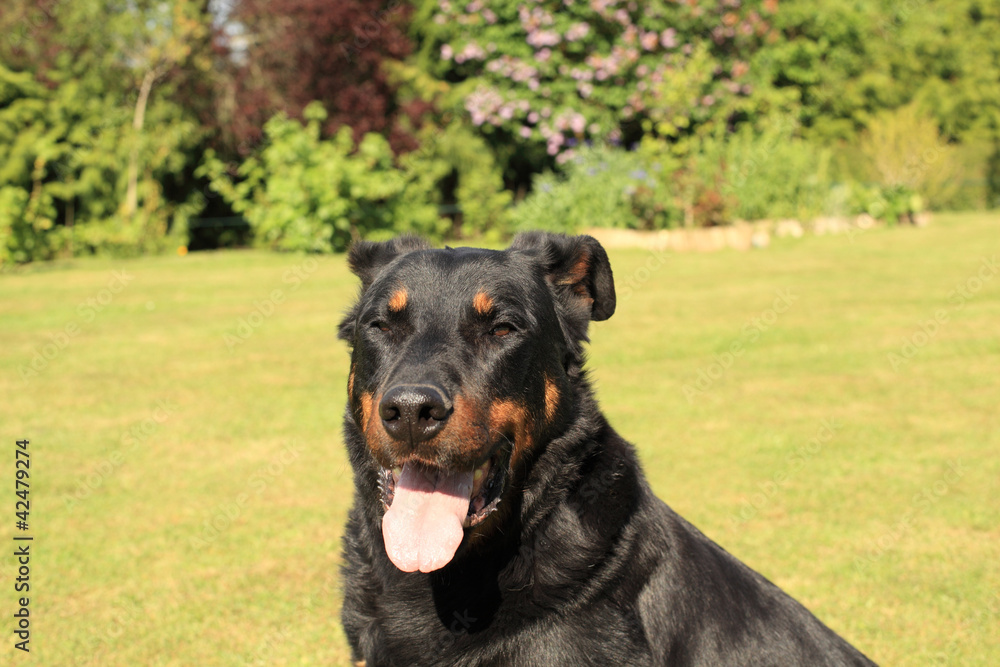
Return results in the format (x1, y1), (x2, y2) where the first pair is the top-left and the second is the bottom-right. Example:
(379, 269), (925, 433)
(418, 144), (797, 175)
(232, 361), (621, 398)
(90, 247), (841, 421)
(1, 212), (998, 665)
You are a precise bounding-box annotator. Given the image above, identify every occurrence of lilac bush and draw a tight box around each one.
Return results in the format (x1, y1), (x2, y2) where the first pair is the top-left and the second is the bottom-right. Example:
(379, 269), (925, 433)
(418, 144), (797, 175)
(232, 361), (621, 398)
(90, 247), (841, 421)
(419, 0), (776, 164)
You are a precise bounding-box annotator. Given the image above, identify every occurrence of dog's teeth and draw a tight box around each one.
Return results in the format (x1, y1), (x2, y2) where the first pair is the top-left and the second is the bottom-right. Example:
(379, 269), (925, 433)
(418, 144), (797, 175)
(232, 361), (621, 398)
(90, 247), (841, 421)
(474, 467), (484, 482)
(392, 467), (402, 477)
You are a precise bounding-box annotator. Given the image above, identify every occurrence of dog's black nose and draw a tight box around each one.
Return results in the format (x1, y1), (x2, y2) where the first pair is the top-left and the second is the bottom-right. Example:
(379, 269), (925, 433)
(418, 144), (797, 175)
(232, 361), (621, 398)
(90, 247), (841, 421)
(379, 385), (452, 444)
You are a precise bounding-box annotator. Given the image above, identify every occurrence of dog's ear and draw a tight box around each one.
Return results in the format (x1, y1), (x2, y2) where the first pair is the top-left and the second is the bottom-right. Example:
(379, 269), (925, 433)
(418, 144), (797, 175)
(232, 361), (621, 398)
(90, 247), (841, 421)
(509, 232), (616, 321)
(346, 235), (431, 290)
(338, 235), (430, 342)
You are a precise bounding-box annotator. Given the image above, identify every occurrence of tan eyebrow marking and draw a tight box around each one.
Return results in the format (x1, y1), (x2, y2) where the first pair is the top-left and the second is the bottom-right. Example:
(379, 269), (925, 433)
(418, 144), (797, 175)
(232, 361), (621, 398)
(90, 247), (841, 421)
(473, 291), (493, 315)
(388, 288), (408, 311)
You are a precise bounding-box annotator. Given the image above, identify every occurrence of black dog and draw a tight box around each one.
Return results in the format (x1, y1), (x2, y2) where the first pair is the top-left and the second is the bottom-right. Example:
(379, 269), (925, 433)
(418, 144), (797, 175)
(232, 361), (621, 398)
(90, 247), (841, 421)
(337, 233), (876, 666)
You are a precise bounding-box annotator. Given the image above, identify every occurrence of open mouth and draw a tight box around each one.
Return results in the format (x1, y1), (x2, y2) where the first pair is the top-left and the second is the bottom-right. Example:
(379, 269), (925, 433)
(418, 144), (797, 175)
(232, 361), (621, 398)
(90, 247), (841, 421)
(380, 447), (509, 527)
(378, 445), (510, 573)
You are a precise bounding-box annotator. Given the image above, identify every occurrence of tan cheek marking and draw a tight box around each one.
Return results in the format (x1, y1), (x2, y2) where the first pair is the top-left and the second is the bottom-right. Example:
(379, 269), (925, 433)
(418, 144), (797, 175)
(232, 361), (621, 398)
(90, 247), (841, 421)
(360, 392), (373, 432)
(348, 367), (355, 396)
(388, 288), (408, 311)
(544, 375), (560, 423)
(441, 394), (489, 459)
(473, 291), (493, 314)
(489, 399), (534, 469)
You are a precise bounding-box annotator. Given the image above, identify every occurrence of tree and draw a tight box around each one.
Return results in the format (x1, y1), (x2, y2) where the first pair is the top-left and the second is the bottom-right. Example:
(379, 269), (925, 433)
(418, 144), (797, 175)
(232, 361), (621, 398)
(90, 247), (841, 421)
(109, 0), (209, 219)
(204, 0), (426, 156)
(0, 0), (209, 263)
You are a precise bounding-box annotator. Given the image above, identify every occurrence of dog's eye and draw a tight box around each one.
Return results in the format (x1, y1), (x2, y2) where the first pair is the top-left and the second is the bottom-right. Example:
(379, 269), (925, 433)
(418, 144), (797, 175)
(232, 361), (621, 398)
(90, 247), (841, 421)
(490, 324), (514, 337)
(370, 321), (390, 333)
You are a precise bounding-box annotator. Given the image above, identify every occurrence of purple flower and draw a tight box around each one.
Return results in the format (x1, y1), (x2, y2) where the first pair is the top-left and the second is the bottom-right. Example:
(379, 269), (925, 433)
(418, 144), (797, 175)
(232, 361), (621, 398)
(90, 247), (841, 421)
(527, 22), (560, 47)
(565, 22), (590, 41)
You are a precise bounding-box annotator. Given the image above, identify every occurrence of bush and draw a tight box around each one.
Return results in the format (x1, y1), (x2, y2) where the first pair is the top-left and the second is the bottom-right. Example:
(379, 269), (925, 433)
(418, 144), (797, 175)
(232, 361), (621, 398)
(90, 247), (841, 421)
(857, 103), (964, 212)
(845, 183), (924, 225)
(0, 185), (63, 266)
(409, 122), (512, 241)
(416, 0), (774, 172)
(199, 103), (447, 252)
(510, 145), (680, 233)
(714, 120), (833, 222)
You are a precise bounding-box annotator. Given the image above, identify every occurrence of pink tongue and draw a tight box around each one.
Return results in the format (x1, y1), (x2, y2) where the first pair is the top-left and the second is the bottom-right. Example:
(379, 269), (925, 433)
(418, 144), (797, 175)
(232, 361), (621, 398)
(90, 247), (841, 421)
(382, 462), (474, 573)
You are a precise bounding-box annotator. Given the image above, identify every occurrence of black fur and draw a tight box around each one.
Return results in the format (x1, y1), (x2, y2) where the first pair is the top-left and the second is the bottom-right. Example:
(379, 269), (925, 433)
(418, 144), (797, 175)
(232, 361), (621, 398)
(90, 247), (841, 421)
(337, 233), (876, 666)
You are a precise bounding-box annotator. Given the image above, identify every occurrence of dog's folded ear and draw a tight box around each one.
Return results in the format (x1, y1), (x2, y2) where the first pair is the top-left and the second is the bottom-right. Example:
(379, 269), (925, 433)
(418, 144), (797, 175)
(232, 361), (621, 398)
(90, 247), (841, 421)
(510, 232), (616, 321)
(347, 235), (431, 290)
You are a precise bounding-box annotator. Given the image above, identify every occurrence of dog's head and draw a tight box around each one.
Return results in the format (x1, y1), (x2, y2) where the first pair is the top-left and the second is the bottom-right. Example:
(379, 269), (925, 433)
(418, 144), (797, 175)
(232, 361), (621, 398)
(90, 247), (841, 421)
(338, 232), (615, 573)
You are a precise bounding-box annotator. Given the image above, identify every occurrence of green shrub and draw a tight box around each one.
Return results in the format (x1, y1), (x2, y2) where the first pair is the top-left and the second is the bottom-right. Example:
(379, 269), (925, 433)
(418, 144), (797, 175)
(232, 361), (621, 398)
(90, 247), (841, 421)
(0, 185), (61, 266)
(846, 182), (924, 225)
(857, 103), (964, 212)
(510, 145), (680, 233)
(714, 121), (833, 222)
(199, 103), (446, 253)
(409, 122), (512, 241)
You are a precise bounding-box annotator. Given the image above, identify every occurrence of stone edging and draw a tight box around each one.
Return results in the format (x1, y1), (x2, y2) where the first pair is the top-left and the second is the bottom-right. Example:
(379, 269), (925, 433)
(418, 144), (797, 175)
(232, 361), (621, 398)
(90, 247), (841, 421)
(584, 213), (931, 252)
